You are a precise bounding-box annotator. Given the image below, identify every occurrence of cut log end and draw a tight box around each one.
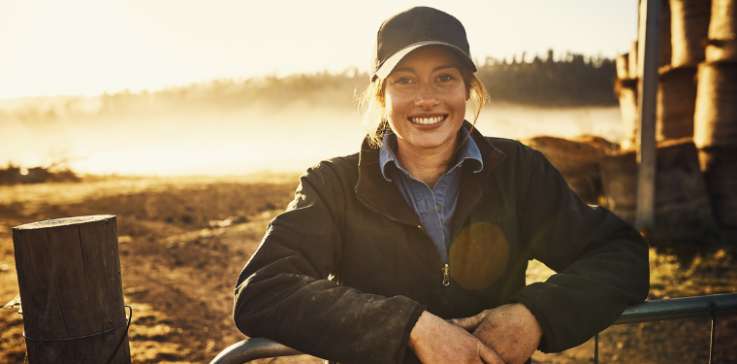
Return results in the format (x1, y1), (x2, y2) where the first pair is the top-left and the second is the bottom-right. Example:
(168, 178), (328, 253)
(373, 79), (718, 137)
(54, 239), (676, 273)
(13, 214), (116, 231)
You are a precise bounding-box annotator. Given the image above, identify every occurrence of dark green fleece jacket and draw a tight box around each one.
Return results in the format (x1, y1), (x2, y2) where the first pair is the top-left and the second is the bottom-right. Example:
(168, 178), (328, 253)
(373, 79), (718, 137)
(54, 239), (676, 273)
(234, 125), (650, 363)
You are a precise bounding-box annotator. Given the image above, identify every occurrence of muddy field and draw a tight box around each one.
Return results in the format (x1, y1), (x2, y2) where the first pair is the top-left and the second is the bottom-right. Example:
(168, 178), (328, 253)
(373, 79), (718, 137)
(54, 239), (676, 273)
(1, 176), (735, 363)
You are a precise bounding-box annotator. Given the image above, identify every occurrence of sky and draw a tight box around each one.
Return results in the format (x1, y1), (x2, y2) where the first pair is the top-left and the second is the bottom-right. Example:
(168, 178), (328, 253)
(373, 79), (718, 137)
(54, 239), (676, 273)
(0, 0), (637, 99)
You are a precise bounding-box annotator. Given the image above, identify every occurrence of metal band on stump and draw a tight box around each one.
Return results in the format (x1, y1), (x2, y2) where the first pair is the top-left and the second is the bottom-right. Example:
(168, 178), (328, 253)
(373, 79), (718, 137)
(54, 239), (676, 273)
(12, 215), (131, 364)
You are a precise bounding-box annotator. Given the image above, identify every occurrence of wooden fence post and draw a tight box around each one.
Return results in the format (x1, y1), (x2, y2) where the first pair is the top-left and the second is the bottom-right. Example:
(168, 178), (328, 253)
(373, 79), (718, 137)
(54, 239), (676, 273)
(12, 215), (131, 364)
(636, 0), (661, 230)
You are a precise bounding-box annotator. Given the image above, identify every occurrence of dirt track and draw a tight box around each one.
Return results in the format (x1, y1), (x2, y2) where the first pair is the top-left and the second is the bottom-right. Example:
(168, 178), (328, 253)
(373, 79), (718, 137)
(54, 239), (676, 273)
(1, 176), (735, 363)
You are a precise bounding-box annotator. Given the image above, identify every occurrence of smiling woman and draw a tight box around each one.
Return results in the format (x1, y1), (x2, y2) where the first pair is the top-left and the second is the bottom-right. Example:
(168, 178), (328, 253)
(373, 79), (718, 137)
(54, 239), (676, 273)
(383, 46), (471, 185)
(232, 6), (649, 364)
(361, 47), (488, 153)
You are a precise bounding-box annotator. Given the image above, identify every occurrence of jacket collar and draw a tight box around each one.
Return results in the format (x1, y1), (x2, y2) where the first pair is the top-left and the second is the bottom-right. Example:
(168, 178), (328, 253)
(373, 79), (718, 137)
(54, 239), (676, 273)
(378, 125), (484, 182)
(354, 121), (506, 228)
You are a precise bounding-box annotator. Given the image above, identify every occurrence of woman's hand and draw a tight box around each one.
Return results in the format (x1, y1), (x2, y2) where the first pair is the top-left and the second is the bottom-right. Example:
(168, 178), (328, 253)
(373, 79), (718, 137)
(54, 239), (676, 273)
(410, 311), (505, 364)
(450, 304), (542, 364)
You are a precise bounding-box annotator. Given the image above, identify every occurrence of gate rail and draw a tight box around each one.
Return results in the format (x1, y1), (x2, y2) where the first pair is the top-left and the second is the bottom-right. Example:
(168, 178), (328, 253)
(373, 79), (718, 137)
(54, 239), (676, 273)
(599, 292), (737, 364)
(211, 293), (737, 364)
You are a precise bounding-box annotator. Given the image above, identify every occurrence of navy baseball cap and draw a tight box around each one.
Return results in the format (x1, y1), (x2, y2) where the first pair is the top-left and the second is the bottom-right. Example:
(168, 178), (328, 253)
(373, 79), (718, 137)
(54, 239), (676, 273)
(372, 6), (477, 81)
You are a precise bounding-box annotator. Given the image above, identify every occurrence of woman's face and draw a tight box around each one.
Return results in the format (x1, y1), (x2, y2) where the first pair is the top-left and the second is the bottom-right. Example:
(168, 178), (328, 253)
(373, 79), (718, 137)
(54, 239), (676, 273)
(383, 46), (468, 153)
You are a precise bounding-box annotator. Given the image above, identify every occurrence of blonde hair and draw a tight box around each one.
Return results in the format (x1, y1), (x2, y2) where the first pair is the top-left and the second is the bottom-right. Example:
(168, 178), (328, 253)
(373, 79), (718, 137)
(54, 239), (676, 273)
(358, 68), (489, 148)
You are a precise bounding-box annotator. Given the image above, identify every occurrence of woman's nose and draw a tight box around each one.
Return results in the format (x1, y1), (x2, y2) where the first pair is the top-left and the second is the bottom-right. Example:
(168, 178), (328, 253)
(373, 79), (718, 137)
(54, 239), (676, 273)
(414, 86), (440, 108)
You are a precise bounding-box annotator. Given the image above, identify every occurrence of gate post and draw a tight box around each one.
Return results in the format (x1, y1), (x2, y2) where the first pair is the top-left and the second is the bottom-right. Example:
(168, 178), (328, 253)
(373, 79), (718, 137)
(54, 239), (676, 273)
(12, 215), (131, 364)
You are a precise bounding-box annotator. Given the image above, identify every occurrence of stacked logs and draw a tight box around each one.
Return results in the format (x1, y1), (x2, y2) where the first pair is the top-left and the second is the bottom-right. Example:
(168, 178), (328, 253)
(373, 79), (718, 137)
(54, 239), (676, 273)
(607, 0), (732, 243)
(694, 0), (737, 236)
(657, 0), (709, 141)
(654, 1), (700, 141)
(558, 0), (736, 242)
(616, 0), (710, 143)
(616, 1), (675, 148)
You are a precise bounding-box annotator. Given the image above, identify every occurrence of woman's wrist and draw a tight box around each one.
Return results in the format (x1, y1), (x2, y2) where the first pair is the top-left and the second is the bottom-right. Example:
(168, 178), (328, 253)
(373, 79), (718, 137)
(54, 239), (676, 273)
(513, 303), (543, 343)
(409, 310), (431, 349)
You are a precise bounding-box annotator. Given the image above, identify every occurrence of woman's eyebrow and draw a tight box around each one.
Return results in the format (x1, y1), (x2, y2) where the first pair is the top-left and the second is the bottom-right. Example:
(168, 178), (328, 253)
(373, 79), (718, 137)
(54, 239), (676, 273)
(392, 64), (459, 74)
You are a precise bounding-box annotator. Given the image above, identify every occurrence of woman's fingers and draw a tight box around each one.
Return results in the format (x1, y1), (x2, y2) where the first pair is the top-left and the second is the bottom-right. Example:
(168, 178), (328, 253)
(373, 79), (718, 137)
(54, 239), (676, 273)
(411, 310), (509, 364)
(449, 310), (488, 331)
(477, 341), (506, 364)
(472, 304), (542, 364)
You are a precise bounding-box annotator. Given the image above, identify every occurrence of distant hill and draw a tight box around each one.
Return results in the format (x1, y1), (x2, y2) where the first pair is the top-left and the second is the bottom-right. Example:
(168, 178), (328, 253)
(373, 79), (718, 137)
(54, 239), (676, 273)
(0, 51), (616, 124)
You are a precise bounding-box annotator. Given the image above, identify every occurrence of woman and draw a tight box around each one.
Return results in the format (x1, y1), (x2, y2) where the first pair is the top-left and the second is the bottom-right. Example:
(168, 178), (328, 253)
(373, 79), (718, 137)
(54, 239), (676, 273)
(234, 6), (649, 364)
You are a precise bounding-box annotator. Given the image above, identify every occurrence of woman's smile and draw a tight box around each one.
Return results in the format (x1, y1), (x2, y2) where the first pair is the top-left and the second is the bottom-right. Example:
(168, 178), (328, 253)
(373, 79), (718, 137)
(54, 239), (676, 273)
(408, 113), (448, 126)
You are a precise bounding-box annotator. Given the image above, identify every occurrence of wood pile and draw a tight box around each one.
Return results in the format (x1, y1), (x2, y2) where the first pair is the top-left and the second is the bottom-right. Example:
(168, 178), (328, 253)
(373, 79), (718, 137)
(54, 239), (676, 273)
(609, 0), (737, 242)
(694, 0), (737, 235)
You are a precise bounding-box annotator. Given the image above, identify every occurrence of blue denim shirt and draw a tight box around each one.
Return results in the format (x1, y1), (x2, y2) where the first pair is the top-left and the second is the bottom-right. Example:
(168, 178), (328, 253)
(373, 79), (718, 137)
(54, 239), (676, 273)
(379, 126), (484, 262)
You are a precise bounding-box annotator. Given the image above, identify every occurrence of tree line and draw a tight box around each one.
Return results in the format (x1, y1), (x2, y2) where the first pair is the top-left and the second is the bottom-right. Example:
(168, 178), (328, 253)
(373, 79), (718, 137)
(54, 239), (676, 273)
(479, 51), (617, 106)
(2, 51), (617, 123)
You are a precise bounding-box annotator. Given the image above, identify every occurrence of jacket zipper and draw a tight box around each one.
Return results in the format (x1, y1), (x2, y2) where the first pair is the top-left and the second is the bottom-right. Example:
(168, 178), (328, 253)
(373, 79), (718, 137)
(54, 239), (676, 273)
(416, 223), (451, 288)
(443, 225), (452, 287)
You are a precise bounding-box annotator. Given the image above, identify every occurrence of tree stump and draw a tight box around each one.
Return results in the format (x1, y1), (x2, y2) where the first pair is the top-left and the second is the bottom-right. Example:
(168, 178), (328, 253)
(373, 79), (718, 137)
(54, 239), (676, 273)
(12, 215), (131, 364)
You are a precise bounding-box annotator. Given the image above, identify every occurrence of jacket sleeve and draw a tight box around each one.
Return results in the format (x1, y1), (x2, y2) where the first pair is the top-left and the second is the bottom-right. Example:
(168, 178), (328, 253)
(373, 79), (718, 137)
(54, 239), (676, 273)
(510, 146), (650, 353)
(233, 162), (424, 364)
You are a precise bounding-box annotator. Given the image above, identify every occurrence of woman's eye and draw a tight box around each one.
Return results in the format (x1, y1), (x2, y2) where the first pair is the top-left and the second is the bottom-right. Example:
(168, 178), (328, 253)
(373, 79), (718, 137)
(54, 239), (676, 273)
(393, 76), (415, 85)
(437, 73), (456, 82)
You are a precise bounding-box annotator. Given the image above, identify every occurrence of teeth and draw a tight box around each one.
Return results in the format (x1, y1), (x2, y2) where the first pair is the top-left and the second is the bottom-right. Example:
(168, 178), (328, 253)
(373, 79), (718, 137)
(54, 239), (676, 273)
(410, 115), (445, 125)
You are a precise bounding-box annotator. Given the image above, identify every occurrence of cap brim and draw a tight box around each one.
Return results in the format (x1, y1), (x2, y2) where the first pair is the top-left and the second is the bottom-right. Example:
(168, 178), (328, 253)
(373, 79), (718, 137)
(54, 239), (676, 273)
(372, 41), (477, 81)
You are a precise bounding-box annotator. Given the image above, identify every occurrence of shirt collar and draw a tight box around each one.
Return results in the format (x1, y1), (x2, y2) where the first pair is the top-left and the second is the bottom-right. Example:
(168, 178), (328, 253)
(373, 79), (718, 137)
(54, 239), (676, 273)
(378, 124), (484, 182)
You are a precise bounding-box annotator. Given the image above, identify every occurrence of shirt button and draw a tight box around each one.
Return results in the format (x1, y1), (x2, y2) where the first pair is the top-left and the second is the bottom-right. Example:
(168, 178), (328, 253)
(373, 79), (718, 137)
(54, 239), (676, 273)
(417, 225), (423, 230)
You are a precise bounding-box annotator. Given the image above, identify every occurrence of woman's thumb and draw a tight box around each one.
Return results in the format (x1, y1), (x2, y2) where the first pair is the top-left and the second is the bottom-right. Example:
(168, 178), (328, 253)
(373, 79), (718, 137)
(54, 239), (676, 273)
(448, 310), (487, 331)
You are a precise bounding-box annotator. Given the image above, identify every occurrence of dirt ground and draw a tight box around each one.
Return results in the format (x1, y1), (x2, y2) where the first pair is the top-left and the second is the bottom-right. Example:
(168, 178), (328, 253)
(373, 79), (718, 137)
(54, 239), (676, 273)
(1, 176), (736, 363)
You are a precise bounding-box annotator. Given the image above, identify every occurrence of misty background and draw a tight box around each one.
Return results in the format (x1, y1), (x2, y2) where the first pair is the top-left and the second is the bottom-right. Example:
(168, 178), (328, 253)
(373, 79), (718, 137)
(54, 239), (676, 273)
(0, 53), (624, 175)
